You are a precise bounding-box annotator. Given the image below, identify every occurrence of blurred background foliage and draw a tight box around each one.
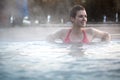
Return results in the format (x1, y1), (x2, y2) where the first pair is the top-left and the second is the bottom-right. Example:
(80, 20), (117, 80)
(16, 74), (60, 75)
(28, 0), (120, 23)
(0, 0), (120, 24)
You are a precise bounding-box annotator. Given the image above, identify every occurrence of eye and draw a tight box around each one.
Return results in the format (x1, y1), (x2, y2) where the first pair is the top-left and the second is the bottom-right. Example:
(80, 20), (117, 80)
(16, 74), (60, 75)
(79, 15), (84, 18)
(78, 15), (87, 18)
(85, 15), (87, 18)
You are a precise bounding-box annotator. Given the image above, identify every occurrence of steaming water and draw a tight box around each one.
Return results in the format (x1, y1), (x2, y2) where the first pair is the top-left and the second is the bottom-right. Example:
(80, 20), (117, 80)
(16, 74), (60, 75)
(0, 40), (120, 80)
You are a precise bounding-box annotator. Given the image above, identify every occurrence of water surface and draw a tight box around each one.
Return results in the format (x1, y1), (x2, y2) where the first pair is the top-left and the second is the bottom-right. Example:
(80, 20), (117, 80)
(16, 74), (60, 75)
(0, 40), (120, 80)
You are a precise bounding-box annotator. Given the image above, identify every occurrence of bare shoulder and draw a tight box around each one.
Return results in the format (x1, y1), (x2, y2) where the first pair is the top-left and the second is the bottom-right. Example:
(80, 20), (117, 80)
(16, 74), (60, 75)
(59, 28), (68, 33)
(85, 27), (99, 31)
(85, 27), (111, 41)
(85, 27), (105, 34)
(46, 28), (69, 42)
(84, 27), (94, 34)
(55, 28), (69, 36)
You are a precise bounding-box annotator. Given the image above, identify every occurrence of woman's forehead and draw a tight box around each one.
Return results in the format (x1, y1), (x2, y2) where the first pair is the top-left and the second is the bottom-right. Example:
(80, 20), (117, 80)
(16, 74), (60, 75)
(76, 10), (87, 15)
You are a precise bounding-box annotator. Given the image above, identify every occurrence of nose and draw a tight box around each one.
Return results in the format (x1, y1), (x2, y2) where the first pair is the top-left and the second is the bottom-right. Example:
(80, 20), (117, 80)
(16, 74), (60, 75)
(83, 16), (87, 21)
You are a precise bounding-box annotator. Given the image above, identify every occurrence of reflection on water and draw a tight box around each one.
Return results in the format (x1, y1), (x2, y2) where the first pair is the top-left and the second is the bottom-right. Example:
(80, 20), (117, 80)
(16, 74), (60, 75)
(0, 41), (120, 80)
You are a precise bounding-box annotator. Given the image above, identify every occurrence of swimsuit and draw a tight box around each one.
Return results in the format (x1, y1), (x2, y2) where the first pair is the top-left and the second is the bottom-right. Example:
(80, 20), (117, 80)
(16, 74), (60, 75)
(64, 29), (89, 43)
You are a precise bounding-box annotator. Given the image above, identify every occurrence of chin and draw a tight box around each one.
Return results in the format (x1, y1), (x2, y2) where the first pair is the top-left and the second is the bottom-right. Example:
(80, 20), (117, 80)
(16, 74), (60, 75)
(79, 23), (86, 27)
(83, 25), (87, 27)
(81, 24), (86, 27)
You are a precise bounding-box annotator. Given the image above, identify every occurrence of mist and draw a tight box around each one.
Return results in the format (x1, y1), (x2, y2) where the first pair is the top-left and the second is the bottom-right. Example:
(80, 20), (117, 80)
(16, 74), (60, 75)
(1, 0), (120, 26)
(0, 0), (70, 42)
(0, 0), (120, 41)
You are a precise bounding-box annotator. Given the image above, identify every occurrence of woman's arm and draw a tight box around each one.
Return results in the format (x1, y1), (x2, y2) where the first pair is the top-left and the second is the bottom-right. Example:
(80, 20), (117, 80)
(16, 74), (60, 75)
(46, 29), (64, 42)
(91, 28), (111, 41)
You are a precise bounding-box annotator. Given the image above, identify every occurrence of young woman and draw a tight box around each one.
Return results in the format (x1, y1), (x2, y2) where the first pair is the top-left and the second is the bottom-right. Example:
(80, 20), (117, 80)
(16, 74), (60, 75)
(47, 5), (111, 43)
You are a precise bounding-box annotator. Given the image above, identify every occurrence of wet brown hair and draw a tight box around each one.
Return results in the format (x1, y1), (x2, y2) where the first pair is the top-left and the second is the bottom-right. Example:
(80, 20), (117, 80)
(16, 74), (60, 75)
(70, 5), (85, 18)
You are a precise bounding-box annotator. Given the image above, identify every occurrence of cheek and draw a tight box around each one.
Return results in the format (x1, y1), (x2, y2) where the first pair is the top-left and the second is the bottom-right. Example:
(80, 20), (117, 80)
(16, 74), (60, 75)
(77, 18), (84, 22)
(85, 18), (87, 21)
(75, 17), (82, 21)
(79, 18), (83, 21)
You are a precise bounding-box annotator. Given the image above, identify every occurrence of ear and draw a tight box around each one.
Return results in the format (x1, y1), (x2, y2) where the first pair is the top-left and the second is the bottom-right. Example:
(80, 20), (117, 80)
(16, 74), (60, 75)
(70, 17), (75, 23)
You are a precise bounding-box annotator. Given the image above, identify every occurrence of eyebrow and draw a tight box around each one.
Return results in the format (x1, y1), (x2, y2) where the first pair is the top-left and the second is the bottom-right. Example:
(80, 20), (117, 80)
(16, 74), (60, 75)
(78, 14), (87, 16)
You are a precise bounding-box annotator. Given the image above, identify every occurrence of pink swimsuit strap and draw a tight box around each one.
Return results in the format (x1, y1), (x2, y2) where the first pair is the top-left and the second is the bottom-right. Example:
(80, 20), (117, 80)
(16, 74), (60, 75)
(81, 29), (89, 43)
(64, 29), (89, 43)
(64, 29), (72, 43)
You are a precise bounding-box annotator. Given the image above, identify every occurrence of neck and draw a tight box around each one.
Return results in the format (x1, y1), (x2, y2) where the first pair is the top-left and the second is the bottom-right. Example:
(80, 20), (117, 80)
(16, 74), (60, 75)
(71, 25), (83, 35)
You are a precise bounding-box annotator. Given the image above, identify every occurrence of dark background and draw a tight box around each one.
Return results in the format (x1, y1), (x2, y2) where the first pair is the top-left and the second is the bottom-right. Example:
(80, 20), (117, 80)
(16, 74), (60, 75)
(0, 0), (120, 25)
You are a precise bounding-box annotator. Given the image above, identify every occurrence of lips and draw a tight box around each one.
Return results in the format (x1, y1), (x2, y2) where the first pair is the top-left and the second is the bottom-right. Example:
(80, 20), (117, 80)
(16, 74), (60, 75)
(81, 21), (86, 24)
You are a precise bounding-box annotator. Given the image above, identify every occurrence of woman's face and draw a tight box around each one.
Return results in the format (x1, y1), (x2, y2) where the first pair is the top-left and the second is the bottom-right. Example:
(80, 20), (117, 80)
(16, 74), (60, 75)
(72, 10), (87, 27)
